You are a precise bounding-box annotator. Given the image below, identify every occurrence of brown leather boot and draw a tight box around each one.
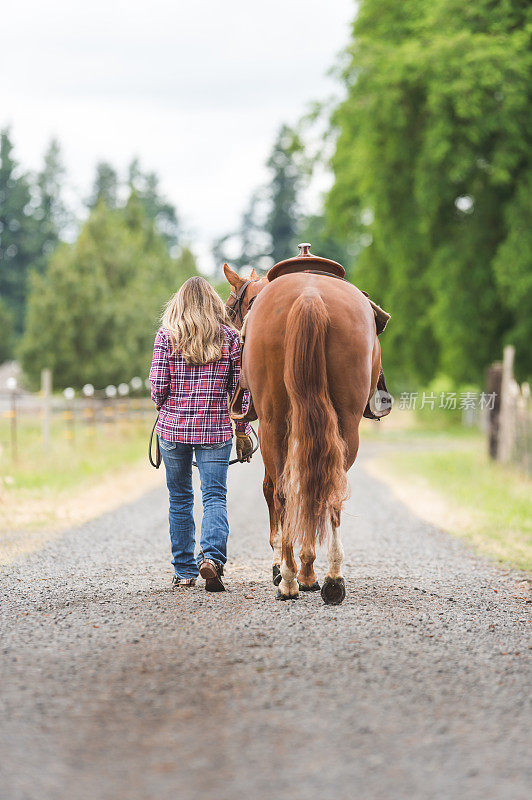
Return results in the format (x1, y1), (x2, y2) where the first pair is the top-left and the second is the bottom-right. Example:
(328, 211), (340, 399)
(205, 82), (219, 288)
(199, 559), (225, 592)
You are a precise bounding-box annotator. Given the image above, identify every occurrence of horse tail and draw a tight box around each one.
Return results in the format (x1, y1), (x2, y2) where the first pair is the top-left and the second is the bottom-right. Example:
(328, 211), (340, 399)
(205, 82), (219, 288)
(280, 287), (348, 550)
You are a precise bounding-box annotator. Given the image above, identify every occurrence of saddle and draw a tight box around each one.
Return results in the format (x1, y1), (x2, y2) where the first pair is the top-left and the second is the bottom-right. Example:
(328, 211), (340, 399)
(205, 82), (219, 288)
(267, 245), (390, 335)
(229, 244), (392, 422)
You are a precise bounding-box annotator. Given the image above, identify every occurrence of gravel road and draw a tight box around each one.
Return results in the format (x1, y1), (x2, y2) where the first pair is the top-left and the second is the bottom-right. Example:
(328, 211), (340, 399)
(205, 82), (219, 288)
(1, 441), (531, 800)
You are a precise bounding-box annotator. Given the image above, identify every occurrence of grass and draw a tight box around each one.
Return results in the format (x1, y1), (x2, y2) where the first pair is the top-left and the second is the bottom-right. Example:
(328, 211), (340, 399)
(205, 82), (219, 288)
(360, 415), (481, 441)
(383, 432), (532, 573)
(0, 412), (162, 560)
(0, 416), (150, 492)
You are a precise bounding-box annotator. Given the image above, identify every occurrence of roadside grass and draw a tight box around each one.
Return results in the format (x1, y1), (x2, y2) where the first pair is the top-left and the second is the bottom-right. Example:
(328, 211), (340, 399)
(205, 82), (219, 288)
(382, 432), (532, 573)
(0, 417), (150, 492)
(0, 415), (158, 538)
(360, 416), (480, 442)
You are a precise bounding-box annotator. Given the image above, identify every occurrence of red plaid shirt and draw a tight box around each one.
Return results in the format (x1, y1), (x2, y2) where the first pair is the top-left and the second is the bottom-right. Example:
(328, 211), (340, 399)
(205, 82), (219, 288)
(149, 325), (251, 444)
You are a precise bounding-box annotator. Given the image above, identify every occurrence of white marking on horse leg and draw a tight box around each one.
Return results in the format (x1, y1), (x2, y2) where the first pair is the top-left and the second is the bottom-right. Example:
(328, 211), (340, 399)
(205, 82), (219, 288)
(326, 524), (344, 579)
(272, 529), (282, 566)
(279, 560), (299, 597)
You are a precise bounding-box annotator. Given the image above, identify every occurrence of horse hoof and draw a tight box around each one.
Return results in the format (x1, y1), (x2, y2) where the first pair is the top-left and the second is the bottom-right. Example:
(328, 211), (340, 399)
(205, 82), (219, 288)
(321, 577), (346, 605)
(298, 580), (321, 592)
(275, 588), (299, 601)
(272, 565), (282, 586)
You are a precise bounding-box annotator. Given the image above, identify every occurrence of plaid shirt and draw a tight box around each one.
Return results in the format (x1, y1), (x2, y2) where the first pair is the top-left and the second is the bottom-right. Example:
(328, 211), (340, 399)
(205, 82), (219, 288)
(149, 325), (251, 444)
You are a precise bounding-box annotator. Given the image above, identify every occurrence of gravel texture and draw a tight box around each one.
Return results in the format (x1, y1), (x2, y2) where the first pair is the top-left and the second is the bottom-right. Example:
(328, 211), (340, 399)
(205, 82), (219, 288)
(1, 442), (531, 800)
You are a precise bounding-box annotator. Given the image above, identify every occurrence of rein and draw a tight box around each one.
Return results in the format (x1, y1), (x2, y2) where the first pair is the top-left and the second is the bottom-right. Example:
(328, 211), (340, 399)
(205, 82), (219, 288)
(148, 413), (259, 469)
(226, 279), (260, 327)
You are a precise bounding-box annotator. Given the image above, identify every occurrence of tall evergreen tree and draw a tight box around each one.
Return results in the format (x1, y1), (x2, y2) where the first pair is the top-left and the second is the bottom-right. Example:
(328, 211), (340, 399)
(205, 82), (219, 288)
(213, 189), (270, 271)
(0, 129), (40, 334)
(128, 158), (180, 251)
(266, 125), (307, 265)
(87, 162), (119, 209)
(33, 139), (68, 272)
(213, 126), (309, 272)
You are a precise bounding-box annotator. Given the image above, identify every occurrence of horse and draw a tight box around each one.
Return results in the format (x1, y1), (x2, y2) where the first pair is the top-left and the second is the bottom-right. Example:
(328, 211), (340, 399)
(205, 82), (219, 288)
(223, 253), (383, 605)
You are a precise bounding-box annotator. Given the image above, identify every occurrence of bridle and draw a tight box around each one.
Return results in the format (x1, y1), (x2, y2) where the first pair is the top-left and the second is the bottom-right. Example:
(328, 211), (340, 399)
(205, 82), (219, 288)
(226, 279), (260, 328)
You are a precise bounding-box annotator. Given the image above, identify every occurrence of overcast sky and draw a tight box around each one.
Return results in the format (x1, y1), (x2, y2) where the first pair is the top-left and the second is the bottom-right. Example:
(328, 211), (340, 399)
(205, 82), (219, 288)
(1, 0), (355, 269)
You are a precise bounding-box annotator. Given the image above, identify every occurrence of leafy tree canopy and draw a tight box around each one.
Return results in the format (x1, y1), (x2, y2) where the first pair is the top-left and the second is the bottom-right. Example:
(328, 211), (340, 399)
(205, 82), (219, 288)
(327, 0), (532, 383)
(20, 196), (197, 389)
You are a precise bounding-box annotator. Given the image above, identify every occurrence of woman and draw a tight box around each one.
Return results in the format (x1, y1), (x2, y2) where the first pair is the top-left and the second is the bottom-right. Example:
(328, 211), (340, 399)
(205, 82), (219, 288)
(149, 276), (253, 592)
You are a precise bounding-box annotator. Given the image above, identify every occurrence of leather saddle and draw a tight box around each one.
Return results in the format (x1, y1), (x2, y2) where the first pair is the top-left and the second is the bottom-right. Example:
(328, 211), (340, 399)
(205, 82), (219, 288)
(229, 244), (392, 423)
(267, 247), (390, 336)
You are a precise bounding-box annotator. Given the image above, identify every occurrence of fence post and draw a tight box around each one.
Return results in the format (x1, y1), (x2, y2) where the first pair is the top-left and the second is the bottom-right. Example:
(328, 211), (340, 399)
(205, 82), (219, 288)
(41, 368), (52, 453)
(498, 345), (515, 464)
(487, 363), (502, 460)
(82, 384), (96, 438)
(520, 383), (531, 473)
(6, 376), (18, 463)
(63, 387), (76, 445)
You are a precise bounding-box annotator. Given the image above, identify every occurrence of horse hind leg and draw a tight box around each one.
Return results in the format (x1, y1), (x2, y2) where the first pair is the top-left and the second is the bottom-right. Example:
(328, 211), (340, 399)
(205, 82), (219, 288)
(297, 542), (320, 591)
(277, 538), (299, 600)
(263, 472), (282, 586)
(321, 513), (346, 605)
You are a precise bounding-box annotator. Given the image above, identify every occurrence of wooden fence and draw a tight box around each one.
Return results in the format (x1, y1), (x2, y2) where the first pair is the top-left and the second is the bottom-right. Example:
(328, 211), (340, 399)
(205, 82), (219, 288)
(487, 345), (531, 473)
(0, 369), (154, 463)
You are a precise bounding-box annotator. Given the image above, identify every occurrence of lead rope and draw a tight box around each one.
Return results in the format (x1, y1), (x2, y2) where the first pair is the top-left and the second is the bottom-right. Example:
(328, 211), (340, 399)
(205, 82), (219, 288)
(148, 414), (162, 468)
(149, 412), (259, 469)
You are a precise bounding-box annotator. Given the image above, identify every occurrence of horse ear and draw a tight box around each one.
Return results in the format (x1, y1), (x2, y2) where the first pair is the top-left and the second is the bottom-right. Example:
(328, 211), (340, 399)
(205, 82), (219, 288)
(249, 267), (258, 280)
(223, 263), (244, 289)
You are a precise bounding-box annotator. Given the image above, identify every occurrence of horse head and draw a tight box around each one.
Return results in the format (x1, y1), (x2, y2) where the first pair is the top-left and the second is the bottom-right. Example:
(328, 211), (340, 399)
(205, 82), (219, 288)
(223, 263), (267, 330)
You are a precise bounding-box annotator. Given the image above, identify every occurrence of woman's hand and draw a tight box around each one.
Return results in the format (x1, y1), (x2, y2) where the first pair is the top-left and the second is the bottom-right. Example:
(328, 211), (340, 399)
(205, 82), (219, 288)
(235, 432), (253, 462)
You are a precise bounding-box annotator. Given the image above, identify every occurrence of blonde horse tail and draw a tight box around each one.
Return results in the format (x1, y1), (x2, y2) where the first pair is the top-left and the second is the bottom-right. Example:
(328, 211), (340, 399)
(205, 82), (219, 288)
(280, 287), (348, 550)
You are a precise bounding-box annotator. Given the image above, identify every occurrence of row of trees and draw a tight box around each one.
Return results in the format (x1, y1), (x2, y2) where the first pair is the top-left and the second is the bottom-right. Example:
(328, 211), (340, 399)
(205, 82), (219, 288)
(0, 130), (197, 388)
(2, 0), (530, 391)
(217, 0), (531, 387)
(327, 0), (532, 384)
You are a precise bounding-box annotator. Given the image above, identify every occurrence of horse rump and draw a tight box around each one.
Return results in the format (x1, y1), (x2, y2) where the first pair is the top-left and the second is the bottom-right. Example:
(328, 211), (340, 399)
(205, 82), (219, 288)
(280, 287), (348, 549)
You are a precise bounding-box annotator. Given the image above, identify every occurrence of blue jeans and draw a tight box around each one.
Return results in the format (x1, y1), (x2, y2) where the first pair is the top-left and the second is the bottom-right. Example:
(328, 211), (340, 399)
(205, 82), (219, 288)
(158, 437), (232, 579)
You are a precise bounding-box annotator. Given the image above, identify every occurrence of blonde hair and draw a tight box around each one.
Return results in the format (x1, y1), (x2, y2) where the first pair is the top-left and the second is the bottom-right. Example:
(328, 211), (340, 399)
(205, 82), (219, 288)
(161, 276), (234, 365)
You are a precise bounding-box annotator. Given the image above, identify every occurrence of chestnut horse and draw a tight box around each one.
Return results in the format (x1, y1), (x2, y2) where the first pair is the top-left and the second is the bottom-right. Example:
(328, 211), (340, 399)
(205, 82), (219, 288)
(224, 262), (381, 605)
